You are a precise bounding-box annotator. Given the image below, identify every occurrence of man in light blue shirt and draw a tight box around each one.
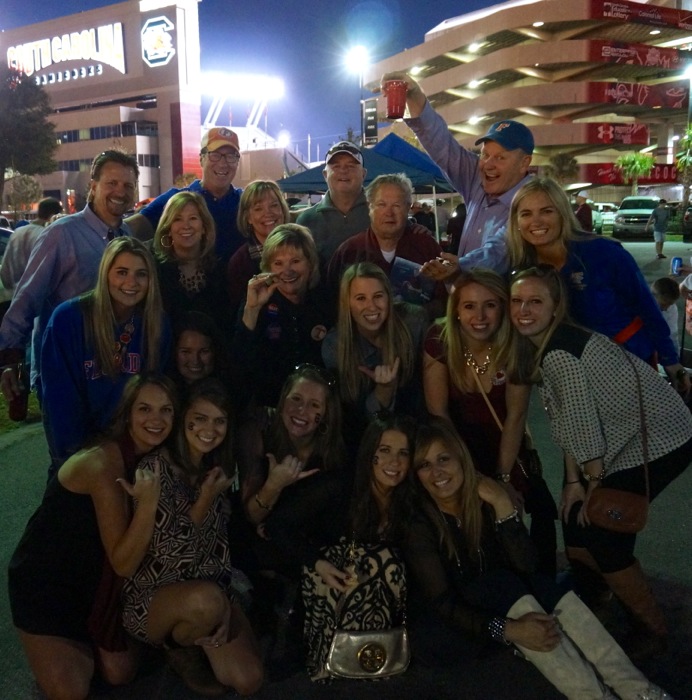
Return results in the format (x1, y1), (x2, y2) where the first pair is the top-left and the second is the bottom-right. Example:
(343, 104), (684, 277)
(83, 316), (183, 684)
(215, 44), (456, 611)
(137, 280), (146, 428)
(381, 72), (534, 278)
(0, 149), (139, 398)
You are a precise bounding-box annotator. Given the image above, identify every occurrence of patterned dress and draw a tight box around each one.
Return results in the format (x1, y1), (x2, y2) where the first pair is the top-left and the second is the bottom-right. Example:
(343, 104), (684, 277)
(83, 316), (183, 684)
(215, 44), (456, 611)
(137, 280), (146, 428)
(122, 448), (234, 643)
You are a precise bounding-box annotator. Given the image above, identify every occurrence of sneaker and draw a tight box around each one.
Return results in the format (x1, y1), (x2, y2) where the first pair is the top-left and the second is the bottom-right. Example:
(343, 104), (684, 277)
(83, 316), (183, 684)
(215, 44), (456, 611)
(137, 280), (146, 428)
(657, 254), (666, 259)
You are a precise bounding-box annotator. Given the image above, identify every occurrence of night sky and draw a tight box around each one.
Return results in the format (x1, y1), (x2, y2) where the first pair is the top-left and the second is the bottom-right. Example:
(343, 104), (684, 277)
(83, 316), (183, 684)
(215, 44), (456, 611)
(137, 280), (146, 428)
(1, 0), (492, 161)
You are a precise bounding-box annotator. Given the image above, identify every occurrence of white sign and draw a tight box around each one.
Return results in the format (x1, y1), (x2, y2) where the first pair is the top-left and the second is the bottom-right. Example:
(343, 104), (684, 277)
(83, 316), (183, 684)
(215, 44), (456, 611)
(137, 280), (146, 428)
(7, 23), (126, 77)
(141, 16), (175, 68)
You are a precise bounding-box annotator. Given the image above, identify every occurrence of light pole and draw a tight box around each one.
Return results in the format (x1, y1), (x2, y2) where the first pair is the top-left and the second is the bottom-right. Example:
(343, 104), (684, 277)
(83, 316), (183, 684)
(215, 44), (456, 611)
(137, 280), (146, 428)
(345, 45), (370, 145)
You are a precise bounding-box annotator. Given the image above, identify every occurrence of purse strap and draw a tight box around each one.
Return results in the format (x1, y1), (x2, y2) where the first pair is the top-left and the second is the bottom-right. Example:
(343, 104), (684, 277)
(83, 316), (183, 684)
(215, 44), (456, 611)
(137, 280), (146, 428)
(469, 368), (530, 477)
(619, 348), (650, 499)
(470, 366), (503, 432)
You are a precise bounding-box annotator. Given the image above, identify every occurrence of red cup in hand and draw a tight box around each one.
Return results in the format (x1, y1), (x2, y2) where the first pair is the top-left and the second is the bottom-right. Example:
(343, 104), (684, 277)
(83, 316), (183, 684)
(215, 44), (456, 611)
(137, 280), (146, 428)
(384, 80), (408, 119)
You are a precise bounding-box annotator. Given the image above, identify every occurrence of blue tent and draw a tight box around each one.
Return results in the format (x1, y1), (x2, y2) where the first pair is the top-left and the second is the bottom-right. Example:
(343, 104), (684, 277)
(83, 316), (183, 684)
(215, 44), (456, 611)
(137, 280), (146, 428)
(371, 133), (450, 183)
(277, 136), (454, 195)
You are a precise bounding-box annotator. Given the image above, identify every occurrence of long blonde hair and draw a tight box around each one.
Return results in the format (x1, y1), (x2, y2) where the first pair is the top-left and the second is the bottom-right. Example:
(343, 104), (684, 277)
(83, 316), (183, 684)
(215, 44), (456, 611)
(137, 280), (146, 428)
(336, 263), (414, 404)
(83, 238), (164, 378)
(413, 418), (483, 560)
(506, 177), (584, 269)
(440, 269), (511, 393)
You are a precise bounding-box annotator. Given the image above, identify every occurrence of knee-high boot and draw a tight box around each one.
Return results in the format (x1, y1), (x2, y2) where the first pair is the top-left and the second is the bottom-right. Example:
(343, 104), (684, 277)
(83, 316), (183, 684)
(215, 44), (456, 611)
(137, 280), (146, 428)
(506, 594), (614, 700)
(565, 546), (613, 618)
(554, 591), (673, 700)
(601, 560), (668, 661)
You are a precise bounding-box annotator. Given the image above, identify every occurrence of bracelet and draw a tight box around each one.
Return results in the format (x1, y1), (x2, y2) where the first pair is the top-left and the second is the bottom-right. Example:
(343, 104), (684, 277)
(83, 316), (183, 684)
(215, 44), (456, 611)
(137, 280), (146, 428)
(488, 617), (511, 645)
(495, 473), (512, 483)
(254, 493), (272, 511)
(582, 468), (606, 482)
(495, 509), (519, 526)
(565, 479), (580, 485)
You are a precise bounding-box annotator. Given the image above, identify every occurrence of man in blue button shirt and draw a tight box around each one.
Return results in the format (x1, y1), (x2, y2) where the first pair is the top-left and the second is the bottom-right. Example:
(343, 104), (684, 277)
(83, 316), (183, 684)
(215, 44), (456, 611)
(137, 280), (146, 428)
(381, 72), (534, 279)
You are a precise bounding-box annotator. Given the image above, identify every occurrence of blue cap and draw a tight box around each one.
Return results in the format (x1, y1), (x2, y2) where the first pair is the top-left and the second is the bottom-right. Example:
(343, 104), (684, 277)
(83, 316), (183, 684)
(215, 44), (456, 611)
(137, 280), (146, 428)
(475, 120), (534, 155)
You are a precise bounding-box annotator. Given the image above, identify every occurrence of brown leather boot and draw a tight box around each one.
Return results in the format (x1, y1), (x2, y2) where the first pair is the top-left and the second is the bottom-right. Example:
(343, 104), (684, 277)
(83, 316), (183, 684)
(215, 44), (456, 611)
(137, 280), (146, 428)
(565, 547), (614, 625)
(602, 560), (668, 662)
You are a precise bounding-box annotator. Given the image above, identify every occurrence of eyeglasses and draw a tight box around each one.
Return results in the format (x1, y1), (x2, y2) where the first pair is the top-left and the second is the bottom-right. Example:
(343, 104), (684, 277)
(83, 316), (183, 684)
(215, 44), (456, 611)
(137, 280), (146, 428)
(293, 363), (337, 389)
(204, 151), (240, 165)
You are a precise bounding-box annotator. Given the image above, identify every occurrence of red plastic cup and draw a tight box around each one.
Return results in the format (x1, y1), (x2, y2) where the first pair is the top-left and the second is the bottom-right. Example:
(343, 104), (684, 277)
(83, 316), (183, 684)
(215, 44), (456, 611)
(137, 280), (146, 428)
(384, 80), (408, 119)
(7, 361), (29, 422)
(8, 389), (28, 422)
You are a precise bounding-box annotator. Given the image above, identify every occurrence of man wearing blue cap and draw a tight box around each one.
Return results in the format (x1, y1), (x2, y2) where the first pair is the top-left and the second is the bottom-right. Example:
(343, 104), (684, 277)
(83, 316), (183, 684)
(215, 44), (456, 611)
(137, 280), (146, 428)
(381, 72), (534, 277)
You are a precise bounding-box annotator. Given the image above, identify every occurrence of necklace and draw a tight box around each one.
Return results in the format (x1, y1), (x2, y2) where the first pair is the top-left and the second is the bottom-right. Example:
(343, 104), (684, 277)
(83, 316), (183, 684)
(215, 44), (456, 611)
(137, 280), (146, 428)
(463, 346), (492, 375)
(114, 313), (135, 367)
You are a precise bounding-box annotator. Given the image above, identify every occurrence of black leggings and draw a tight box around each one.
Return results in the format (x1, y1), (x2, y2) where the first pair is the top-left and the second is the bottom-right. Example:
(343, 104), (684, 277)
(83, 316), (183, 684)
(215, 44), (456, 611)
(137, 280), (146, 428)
(563, 437), (692, 573)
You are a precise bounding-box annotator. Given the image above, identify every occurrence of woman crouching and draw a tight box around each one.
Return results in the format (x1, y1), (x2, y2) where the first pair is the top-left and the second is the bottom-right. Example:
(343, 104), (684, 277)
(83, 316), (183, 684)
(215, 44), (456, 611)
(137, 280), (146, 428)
(402, 418), (670, 699)
(121, 378), (263, 696)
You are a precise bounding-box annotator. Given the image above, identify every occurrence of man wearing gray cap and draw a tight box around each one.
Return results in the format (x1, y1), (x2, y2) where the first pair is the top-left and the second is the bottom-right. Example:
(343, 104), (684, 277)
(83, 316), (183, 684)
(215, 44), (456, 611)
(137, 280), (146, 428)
(574, 190), (593, 231)
(297, 140), (370, 272)
(381, 73), (534, 277)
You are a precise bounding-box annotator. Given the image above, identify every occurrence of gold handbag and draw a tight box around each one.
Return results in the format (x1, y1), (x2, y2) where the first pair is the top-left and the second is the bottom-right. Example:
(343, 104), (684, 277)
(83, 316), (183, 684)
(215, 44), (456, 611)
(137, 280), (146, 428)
(325, 626), (410, 678)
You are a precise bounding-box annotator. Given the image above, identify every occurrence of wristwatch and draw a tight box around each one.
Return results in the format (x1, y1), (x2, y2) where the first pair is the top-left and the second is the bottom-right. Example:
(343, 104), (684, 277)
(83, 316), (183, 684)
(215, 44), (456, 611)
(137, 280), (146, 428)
(495, 473), (511, 483)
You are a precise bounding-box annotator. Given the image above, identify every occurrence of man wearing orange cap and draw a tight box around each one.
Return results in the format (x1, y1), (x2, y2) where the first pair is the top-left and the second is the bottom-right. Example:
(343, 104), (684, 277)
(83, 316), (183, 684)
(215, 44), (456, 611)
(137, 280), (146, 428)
(126, 127), (243, 261)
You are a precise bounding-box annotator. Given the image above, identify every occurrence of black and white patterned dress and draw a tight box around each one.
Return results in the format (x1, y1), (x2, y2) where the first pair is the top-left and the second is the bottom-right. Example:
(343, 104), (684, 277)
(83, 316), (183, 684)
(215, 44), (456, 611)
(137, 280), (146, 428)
(122, 448), (234, 643)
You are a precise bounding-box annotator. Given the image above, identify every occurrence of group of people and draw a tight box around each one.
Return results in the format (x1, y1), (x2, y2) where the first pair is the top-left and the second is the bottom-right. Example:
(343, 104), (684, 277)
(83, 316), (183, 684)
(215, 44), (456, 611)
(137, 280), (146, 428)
(0, 73), (688, 700)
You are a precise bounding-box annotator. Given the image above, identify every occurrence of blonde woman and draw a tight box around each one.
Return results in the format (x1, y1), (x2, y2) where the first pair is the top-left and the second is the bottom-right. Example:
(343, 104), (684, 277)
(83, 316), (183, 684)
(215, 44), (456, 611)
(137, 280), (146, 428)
(40, 237), (169, 479)
(322, 262), (426, 457)
(154, 190), (232, 333)
(505, 177), (687, 392)
(227, 180), (290, 313)
(231, 224), (332, 410)
(423, 268), (556, 575)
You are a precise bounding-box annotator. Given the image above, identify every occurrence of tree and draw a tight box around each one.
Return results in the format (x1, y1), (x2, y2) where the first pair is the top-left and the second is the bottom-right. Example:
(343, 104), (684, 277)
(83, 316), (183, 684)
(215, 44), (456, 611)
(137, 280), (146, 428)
(4, 173), (42, 217)
(543, 153), (579, 186)
(615, 152), (655, 195)
(0, 67), (58, 204)
(676, 125), (692, 211)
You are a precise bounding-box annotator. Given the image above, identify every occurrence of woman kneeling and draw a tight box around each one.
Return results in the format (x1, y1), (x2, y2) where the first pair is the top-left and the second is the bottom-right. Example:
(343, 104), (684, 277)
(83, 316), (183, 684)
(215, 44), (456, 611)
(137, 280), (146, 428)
(121, 379), (263, 696)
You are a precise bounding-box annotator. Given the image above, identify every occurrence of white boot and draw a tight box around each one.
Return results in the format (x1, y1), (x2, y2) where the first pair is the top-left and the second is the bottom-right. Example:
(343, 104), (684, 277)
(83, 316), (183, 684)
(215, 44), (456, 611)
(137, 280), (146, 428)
(554, 591), (674, 700)
(506, 594), (615, 700)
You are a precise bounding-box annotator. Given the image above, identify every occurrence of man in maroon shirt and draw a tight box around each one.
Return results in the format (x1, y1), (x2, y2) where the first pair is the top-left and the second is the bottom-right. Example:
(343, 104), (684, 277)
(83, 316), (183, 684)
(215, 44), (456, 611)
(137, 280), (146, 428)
(328, 173), (445, 317)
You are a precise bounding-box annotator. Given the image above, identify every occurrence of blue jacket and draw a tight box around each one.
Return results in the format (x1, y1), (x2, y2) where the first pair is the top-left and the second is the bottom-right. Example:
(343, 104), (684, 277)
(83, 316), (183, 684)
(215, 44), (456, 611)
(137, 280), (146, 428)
(561, 236), (678, 366)
(39, 298), (171, 469)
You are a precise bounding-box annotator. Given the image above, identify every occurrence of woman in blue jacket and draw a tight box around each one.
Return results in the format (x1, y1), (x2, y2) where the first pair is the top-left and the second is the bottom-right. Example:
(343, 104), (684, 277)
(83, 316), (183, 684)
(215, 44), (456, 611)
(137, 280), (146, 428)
(40, 237), (170, 478)
(505, 177), (688, 393)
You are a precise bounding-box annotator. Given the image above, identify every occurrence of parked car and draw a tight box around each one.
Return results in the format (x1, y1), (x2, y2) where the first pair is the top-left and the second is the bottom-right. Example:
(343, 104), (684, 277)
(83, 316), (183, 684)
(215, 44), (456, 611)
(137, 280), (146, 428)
(591, 202), (618, 234)
(612, 196), (659, 239)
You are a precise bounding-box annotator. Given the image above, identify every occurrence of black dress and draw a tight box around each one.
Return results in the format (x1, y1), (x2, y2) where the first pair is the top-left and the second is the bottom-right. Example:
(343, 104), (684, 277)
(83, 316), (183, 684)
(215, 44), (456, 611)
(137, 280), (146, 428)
(8, 437), (137, 646)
